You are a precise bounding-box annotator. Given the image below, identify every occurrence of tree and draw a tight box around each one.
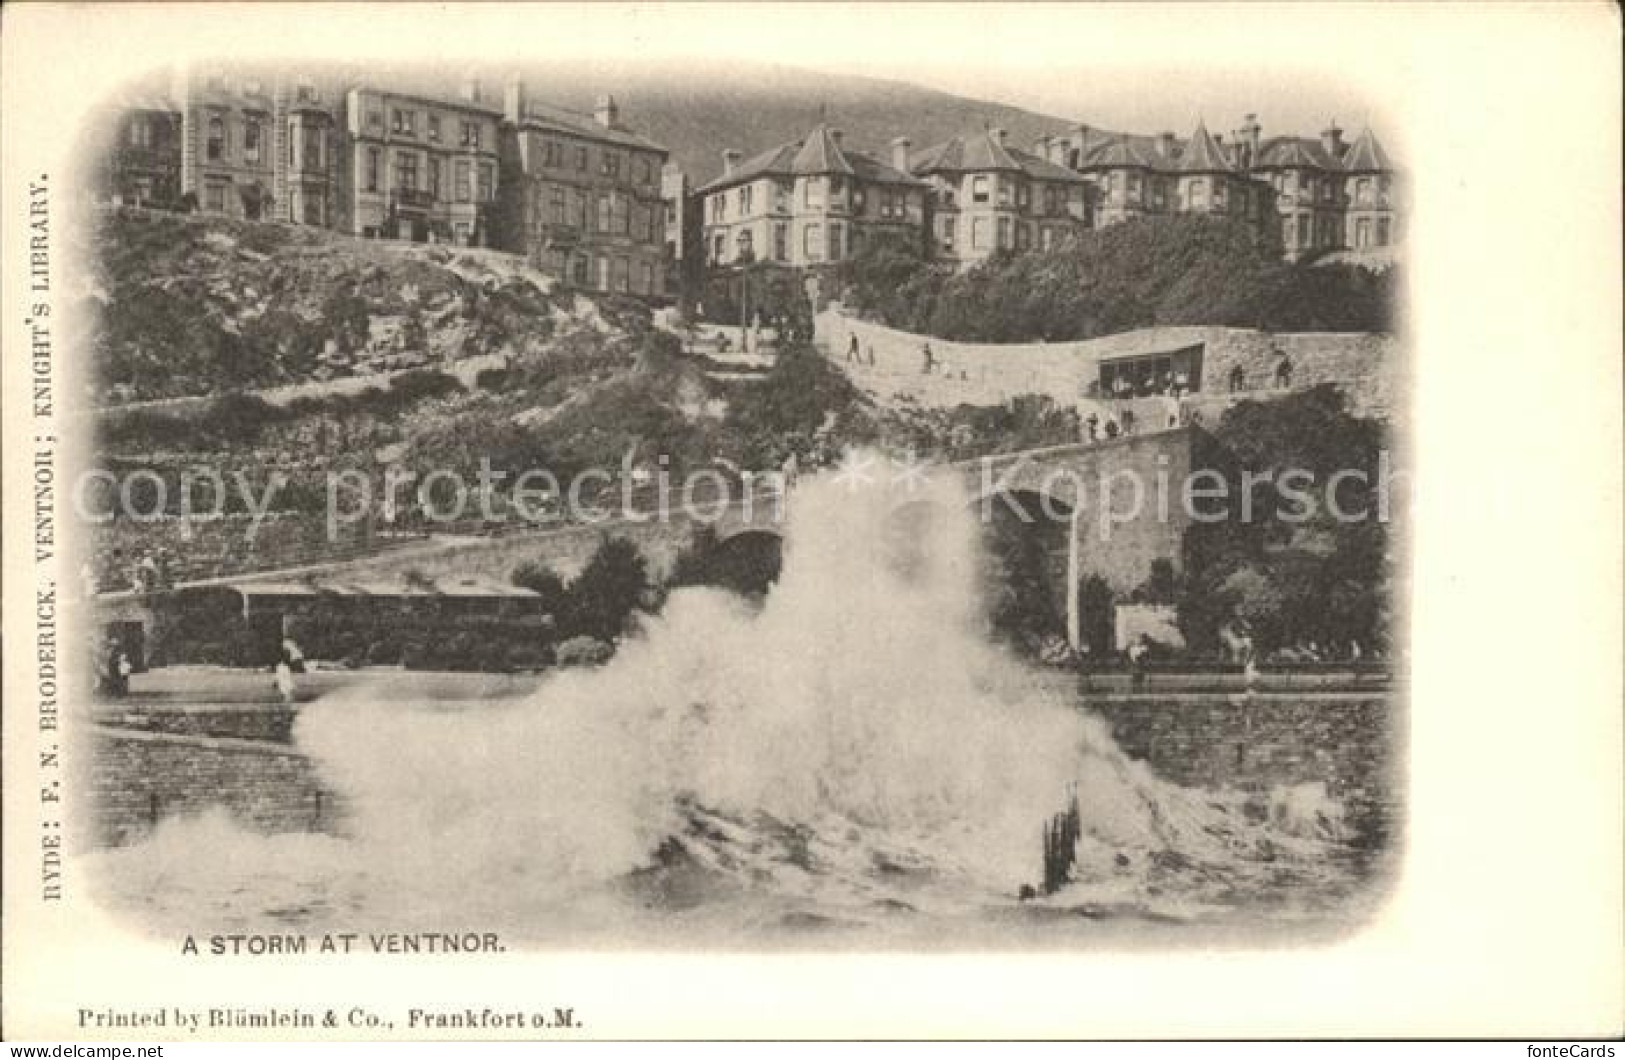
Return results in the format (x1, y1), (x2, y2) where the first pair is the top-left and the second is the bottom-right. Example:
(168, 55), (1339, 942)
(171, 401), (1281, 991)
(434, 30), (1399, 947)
(511, 561), (568, 617)
(562, 536), (649, 642)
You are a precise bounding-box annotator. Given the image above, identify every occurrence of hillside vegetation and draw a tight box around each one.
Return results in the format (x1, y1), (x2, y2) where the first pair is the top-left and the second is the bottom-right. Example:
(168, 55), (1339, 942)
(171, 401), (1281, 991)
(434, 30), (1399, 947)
(84, 207), (618, 404)
(840, 217), (1400, 343)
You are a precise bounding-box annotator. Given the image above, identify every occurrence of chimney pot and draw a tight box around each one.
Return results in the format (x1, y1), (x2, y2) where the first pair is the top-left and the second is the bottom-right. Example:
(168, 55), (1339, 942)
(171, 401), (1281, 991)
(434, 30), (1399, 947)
(990, 126), (1007, 147)
(595, 93), (619, 129)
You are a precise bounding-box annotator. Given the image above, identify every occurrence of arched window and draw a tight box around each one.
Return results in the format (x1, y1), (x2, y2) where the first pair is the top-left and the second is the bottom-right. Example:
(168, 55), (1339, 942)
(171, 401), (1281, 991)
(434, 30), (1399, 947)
(207, 115), (226, 161)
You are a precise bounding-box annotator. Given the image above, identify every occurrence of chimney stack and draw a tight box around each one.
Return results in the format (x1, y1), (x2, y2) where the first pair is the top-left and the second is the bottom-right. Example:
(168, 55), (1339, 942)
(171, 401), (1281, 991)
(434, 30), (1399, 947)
(594, 93), (619, 129)
(1158, 131), (1177, 160)
(890, 136), (911, 173)
(503, 74), (526, 124)
(722, 148), (742, 176)
(1321, 121), (1344, 159)
(990, 127), (1007, 148)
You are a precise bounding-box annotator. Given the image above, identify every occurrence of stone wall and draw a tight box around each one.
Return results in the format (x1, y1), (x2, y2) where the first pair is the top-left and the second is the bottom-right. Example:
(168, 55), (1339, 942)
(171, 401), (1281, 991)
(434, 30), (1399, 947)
(1089, 694), (1402, 852)
(84, 726), (343, 848)
(816, 310), (1398, 418)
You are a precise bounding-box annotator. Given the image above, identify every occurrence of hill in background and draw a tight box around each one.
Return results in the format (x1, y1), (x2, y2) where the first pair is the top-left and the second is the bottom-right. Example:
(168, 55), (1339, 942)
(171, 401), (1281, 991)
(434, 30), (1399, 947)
(397, 58), (1093, 184)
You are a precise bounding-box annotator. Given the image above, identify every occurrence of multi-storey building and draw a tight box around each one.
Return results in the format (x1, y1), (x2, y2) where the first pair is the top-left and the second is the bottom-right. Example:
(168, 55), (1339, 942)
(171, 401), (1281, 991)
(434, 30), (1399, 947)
(336, 85), (501, 243)
(698, 124), (928, 270)
(90, 76), (183, 209)
(1042, 116), (1398, 259)
(1338, 126), (1400, 252)
(661, 163), (704, 308)
(496, 84), (669, 298)
(907, 128), (1090, 266)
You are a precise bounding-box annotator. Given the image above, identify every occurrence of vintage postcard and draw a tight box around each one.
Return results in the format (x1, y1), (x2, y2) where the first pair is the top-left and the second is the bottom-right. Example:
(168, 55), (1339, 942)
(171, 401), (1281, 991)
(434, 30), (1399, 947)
(3, 1), (1621, 1042)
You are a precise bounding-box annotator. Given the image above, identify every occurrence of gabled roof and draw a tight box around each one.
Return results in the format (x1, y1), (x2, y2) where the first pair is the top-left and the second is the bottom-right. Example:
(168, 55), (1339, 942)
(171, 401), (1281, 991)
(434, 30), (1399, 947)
(514, 98), (666, 154)
(697, 124), (925, 194)
(1254, 136), (1341, 171)
(1012, 147), (1090, 183)
(1340, 127), (1394, 173)
(1080, 135), (1167, 171)
(913, 130), (1089, 183)
(790, 124), (856, 177)
(911, 129), (1024, 174)
(1178, 122), (1235, 173)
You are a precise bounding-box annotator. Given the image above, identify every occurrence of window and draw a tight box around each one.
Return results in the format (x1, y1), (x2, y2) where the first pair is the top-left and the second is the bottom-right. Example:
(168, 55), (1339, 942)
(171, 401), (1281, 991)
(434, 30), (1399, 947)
(1355, 217), (1372, 248)
(207, 115), (226, 161)
(639, 261), (654, 294)
(712, 233), (725, 264)
(972, 175), (990, 204)
(941, 215), (956, 250)
(478, 164), (494, 202)
(972, 217), (989, 249)
(548, 185), (566, 224)
(1282, 216), (1295, 246)
(205, 182), (227, 212)
(428, 115), (441, 143)
(128, 117), (152, 149)
(1377, 176), (1392, 207)
(735, 229), (754, 259)
(601, 151), (621, 178)
(243, 117), (262, 164)
(637, 157), (652, 185)
(829, 223), (844, 261)
(803, 222), (823, 260)
(367, 110), (383, 130)
(596, 195), (612, 233)
(455, 159), (471, 202)
(1300, 213), (1313, 248)
(394, 151), (418, 191)
(998, 179), (1012, 207)
(461, 121), (481, 149)
(772, 222), (788, 261)
(997, 216), (1012, 249)
(803, 177), (823, 208)
(1376, 217), (1391, 246)
(575, 146), (588, 171)
(1190, 179), (1207, 209)
(612, 258), (629, 293)
(572, 255), (590, 285)
(429, 158), (443, 199)
(544, 139), (562, 167)
(1356, 177), (1373, 207)
(572, 189), (588, 229)
(366, 148), (381, 192)
(392, 108), (416, 136)
(739, 184), (754, 215)
(712, 194), (726, 221)
(301, 125), (323, 172)
(1016, 220), (1030, 250)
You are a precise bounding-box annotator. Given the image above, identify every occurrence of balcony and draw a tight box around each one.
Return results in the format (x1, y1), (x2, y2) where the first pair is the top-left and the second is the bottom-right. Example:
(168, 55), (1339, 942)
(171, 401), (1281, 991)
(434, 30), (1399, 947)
(389, 187), (435, 213)
(540, 223), (582, 247)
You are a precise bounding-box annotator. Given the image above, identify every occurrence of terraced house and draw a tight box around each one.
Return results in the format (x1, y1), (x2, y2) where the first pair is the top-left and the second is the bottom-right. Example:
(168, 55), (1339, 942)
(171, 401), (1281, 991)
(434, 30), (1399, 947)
(497, 83), (669, 298)
(336, 85), (502, 244)
(907, 127), (1090, 266)
(170, 65), (344, 226)
(699, 125), (928, 270)
(1039, 115), (1400, 260)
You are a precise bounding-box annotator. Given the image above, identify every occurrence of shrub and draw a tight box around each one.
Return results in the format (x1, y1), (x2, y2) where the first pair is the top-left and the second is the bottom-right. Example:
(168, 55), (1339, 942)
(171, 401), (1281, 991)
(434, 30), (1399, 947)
(555, 635), (614, 667)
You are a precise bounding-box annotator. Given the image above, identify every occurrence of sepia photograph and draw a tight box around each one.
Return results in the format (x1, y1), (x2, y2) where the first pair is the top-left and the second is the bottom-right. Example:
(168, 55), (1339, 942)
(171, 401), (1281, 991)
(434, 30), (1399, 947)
(2, 1), (1620, 1043)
